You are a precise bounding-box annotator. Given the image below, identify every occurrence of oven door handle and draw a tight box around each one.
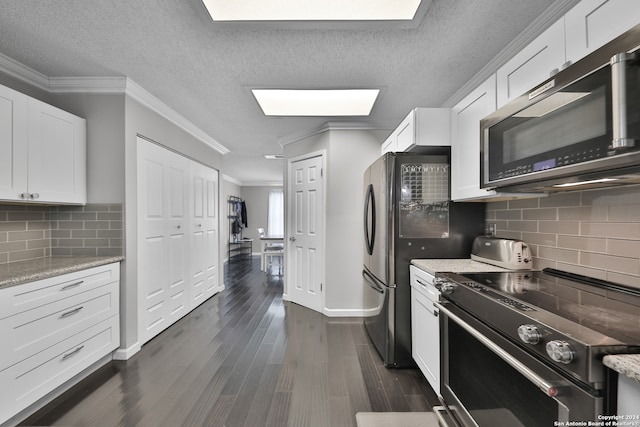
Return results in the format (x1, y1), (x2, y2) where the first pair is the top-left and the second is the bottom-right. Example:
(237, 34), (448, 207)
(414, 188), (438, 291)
(435, 301), (560, 398)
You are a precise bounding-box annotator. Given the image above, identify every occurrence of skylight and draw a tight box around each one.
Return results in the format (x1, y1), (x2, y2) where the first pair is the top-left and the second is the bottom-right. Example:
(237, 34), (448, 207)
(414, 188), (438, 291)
(252, 89), (380, 116)
(202, 0), (423, 21)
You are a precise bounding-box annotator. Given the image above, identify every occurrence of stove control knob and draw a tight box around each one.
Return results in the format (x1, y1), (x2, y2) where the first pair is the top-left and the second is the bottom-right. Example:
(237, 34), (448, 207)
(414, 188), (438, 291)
(439, 282), (456, 295)
(546, 340), (575, 364)
(517, 324), (541, 345)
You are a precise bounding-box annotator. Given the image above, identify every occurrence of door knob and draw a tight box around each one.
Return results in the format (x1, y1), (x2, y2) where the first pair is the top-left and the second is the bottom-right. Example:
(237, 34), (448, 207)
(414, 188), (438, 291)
(289, 236), (296, 242)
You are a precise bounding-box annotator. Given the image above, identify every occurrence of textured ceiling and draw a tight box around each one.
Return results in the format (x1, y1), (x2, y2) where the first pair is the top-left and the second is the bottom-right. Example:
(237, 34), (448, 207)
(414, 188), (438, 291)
(0, 0), (574, 184)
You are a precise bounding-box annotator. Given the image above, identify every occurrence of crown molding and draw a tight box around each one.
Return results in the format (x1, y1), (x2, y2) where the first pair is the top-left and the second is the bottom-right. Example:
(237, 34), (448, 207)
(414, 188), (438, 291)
(49, 76), (128, 93)
(0, 57), (229, 155)
(222, 174), (243, 186)
(241, 181), (284, 187)
(124, 79), (230, 155)
(0, 52), (50, 90)
(278, 120), (382, 146)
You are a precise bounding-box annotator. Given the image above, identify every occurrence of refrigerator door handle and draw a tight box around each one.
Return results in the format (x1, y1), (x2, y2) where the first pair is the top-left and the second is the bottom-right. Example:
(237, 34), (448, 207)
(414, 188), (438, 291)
(362, 268), (385, 294)
(364, 184), (376, 256)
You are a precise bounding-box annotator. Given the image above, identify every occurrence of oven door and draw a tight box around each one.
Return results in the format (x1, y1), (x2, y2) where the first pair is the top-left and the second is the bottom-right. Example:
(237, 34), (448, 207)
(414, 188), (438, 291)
(436, 301), (603, 427)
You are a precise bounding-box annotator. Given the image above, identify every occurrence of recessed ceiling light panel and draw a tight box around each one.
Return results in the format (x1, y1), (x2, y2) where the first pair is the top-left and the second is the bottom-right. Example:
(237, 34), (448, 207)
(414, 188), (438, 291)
(252, 89), (380, 116)
(202, 0), (423, 21)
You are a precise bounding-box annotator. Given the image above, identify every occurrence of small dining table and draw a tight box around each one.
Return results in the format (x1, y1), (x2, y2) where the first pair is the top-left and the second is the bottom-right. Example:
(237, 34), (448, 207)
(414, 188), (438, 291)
(260, 236), (284, 271)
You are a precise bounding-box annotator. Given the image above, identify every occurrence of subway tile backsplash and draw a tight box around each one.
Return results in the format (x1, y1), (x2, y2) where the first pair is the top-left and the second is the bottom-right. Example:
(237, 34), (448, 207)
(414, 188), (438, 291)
(0, 203), (123, 265)
(486, 185), (640, 289)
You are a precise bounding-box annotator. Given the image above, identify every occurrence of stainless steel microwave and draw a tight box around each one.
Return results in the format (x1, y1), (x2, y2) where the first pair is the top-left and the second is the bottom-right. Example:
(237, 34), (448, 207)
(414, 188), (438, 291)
(481, 23), (640, 193)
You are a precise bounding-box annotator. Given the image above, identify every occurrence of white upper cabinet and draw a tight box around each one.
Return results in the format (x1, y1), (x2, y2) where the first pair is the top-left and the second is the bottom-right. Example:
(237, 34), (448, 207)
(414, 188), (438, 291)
(496, 19), (567, 109)
(565, 0), (640, 63)
(381, 132), (396, 154)
(27, 98), (86, 204)
(0, 85), (28, 201)
(451, 75), (499, 201)
(381, 107), (450, 154)
(497, 0), (640, 110)
(0, 83), (86, 204)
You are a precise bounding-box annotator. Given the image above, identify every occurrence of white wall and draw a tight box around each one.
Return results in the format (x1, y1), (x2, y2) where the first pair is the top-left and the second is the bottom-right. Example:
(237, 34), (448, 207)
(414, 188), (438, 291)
(51, 93), (126, 203)
(222, 177), (241, 263)
(325, 129), (385, 314)
(241, 185), (283, 243)
(122, 95), (224, 355)
(283, 127), (384, 316)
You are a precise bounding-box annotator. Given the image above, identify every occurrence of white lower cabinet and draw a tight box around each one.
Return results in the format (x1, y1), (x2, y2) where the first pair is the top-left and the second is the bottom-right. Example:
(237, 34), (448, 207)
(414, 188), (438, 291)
(617, 374), (640, 416)
(0, 263), (120, 425)
(410, 265), (441, 396)
(137, 137), (220, 345)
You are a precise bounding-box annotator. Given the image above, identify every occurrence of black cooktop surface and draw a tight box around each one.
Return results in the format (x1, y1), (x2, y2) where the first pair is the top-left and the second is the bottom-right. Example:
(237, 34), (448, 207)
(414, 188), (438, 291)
(456, 269), (640, 345)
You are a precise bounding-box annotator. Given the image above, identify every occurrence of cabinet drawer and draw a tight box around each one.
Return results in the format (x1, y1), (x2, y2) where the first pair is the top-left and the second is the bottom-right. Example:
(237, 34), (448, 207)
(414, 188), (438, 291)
(410, 265), (439, 301)
(0, 315), (119, 425)
(0, 263), (119, 318)
(0, 281), (118, 369)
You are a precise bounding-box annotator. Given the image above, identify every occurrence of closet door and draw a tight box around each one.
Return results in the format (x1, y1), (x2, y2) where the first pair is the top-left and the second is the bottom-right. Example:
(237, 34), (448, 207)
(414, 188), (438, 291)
(137, 138), (189, 344)
(189, 162), (219, 306)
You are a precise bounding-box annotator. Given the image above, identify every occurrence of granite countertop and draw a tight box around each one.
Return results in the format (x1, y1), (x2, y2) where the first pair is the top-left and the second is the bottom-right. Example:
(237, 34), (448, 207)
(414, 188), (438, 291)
(603, 354), (640, 383)
(0, 256), (124, 289)
(411, 258), (511, 275)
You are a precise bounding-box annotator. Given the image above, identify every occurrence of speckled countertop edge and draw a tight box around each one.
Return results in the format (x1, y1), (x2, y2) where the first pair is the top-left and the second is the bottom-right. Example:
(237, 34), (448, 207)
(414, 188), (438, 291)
(603, 354), (640, 382)
(411, 258), (512, 275)
(0, 256), (124, 289)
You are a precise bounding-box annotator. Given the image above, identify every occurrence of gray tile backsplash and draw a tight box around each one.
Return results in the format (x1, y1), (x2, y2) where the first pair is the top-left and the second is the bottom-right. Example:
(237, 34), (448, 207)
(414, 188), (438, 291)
(486, 185), (640, 289)
(0, 203), (123, 264)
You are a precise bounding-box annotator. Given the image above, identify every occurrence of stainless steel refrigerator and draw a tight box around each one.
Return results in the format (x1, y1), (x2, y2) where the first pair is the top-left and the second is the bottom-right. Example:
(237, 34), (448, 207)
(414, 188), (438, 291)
(362, 149), (484, 368)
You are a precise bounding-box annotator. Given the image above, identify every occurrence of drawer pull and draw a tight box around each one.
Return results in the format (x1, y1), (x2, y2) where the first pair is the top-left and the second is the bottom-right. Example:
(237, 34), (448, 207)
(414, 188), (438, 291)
(61, 280), (84, 291)
(61, 345), (85, 361)
(415, 278), (430, 288)
(60, 306), (84, 319)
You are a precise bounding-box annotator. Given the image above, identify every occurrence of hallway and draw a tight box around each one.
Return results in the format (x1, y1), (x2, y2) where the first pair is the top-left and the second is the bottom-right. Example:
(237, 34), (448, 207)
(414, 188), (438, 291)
(21, 257), (437, 427)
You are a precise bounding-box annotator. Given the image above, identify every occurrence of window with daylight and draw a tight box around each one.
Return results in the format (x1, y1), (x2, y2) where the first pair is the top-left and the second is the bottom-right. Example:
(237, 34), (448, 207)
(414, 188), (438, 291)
(267, 189), (284, 237)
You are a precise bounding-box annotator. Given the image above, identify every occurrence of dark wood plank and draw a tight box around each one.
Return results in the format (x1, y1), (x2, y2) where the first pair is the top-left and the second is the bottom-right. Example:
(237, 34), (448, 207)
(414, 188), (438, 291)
(20, 256), (437, 427)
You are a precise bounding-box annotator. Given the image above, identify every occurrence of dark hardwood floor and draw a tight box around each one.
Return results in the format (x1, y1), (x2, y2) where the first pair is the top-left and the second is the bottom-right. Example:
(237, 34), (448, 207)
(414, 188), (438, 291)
(20, 256), (438, 427)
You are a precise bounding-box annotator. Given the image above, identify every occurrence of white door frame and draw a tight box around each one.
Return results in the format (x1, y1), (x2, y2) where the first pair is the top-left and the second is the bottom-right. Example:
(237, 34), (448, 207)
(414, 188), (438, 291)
(284, 150), (326, 313)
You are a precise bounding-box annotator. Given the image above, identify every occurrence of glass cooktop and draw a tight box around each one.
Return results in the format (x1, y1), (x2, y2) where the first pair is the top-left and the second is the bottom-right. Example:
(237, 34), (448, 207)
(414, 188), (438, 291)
(456, 269), (640, 344)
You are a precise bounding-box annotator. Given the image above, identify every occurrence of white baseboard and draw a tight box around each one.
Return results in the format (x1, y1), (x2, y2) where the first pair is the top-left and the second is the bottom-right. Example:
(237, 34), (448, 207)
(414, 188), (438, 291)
(323, 307), (367, 317)
(113, 342), (141, 360)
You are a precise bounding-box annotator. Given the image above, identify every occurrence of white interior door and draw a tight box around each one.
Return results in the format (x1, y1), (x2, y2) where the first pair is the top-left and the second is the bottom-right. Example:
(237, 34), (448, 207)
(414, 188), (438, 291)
(287, 153), (324, 312)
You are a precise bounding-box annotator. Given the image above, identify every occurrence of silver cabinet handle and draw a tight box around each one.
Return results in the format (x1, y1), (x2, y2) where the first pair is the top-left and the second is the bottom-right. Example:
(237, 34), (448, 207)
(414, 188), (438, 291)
(435, 301), (560, 398)
(30, 193), (39, 199)
(415, 278), (430, 288)
(19, 192), (29, 199)
(289, 236), (296, 241)
(177, 225), (181, 229)
(61, 280), (84, 291)
(60, 306), (84, 319)
(61, 345), (85, 361)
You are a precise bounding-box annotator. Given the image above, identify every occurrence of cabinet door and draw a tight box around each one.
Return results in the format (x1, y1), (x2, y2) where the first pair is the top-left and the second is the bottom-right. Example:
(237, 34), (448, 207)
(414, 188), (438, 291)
(0, 85), (28, 201)
(451, 75), (499, 201)
(496, 19), (566, 108)
(395, 111), (415, 152)
(565, 0), (640, 64)
(27, 98), (86, 204)
(411, 287), (440, 396)
(381, 132), (396, 154)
